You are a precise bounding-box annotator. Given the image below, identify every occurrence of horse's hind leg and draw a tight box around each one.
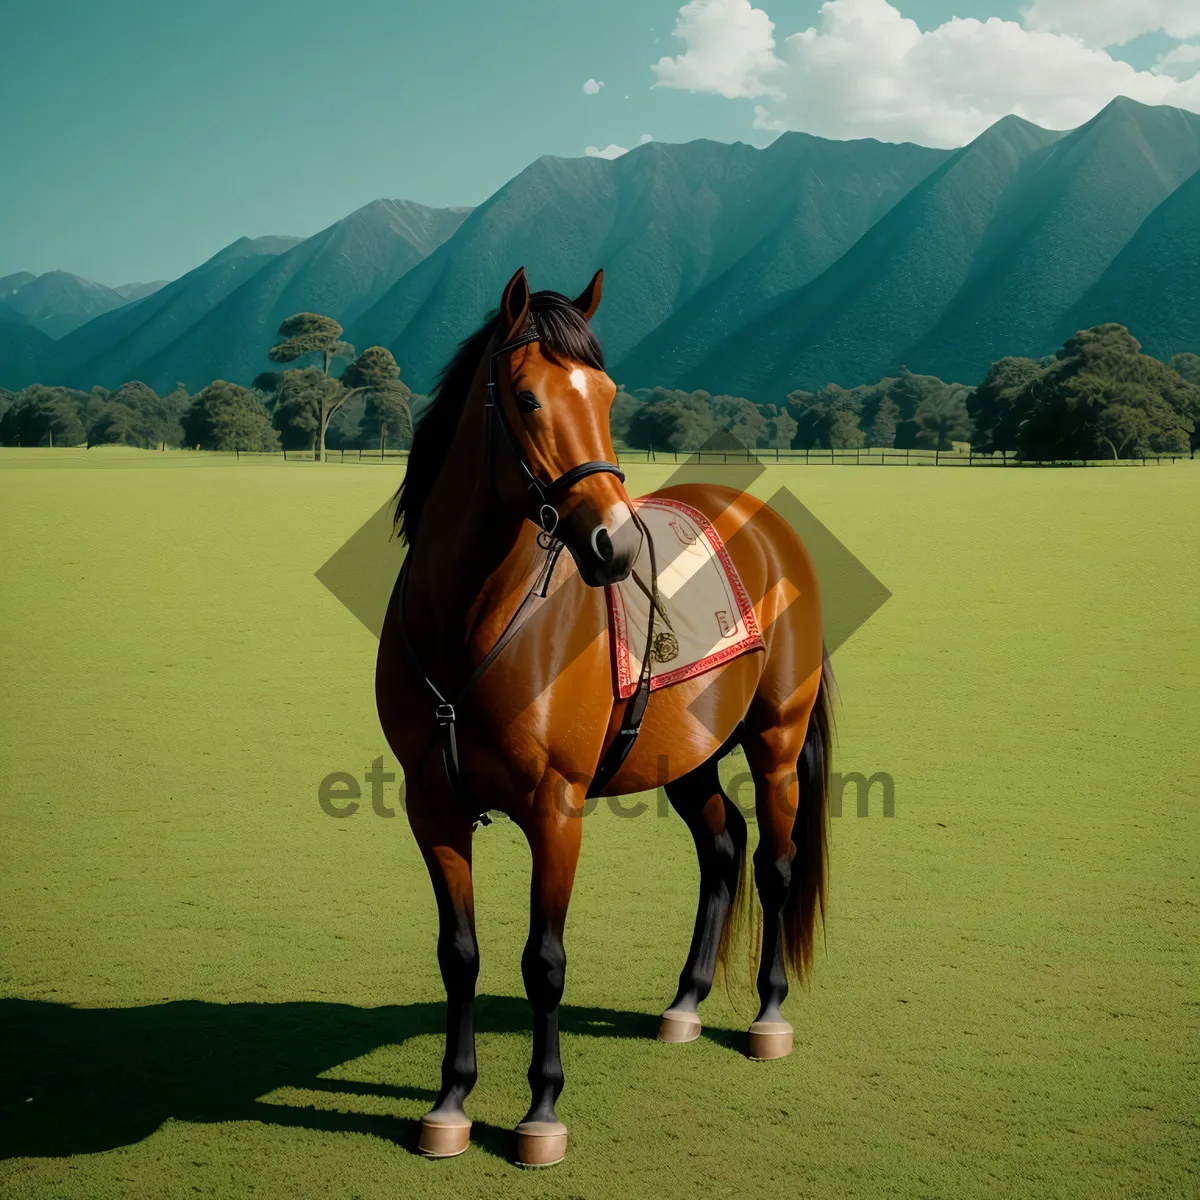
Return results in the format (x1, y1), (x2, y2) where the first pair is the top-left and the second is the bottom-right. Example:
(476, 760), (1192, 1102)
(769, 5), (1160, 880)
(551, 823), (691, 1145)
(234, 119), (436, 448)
(742, 672), (823, 1061)
(658, 755), (748, 1042)
(408, 794), (479, 1157)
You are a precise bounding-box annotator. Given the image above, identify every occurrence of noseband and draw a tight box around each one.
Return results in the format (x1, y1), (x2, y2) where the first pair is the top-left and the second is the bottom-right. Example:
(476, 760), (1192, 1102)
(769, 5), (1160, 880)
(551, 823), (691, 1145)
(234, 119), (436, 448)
(484, 312), (625, 538)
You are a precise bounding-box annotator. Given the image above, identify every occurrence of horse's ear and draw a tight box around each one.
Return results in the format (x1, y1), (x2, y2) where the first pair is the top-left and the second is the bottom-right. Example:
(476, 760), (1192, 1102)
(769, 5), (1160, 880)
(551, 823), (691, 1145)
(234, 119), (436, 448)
(500, 267), (530, 340)
(572, 269), (603, 321)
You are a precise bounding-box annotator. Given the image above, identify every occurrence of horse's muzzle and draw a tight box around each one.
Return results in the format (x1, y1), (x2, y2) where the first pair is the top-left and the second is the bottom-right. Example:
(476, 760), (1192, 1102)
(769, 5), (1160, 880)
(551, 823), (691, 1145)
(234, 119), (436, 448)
(567, 504), (640, 587)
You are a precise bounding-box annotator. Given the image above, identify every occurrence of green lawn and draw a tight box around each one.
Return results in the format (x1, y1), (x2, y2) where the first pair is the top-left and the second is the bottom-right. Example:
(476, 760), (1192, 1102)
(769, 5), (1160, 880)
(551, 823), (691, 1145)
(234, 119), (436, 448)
(1, 447), (1197, 1199)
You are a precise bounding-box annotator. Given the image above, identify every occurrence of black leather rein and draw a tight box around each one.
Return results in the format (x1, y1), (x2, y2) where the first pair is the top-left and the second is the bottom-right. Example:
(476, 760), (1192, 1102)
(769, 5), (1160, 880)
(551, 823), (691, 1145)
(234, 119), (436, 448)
(394, 311), (657, 826)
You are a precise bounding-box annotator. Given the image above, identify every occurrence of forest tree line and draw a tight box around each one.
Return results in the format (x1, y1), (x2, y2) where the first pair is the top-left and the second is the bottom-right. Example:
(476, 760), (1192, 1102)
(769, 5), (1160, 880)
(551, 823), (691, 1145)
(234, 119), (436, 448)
(615, 326), (1199, 460)
(1, 317), (1197, 461)
(0, 313), (415, 459)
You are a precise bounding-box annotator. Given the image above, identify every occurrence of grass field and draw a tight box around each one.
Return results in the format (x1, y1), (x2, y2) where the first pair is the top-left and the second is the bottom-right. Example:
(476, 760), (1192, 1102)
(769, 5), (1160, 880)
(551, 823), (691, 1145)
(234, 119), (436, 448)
(1, 446), (1197, 1199)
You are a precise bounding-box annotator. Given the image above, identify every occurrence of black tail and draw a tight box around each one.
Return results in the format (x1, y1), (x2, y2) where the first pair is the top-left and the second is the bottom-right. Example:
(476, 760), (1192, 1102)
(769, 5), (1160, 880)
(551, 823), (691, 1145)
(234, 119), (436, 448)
(782, 654), (835, 983)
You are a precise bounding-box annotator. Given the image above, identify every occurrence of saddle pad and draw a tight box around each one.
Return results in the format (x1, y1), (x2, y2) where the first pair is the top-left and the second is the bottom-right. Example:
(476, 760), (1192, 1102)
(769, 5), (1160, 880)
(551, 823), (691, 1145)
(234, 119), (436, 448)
(608, 497), (764, 699)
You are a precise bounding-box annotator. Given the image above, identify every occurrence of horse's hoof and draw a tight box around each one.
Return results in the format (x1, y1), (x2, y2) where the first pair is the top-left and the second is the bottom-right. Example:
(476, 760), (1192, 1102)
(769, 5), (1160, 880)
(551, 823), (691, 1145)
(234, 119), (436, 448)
(658, 1007), (702, 1043)
(515, 1119), (568, 1167)
(418, 1113), (471, 1157)
(748, 1020), (793, 1060)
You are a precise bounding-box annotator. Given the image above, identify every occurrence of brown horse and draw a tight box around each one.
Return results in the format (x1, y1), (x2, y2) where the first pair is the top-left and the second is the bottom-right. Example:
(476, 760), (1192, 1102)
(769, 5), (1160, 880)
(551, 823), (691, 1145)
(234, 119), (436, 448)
(375, 267), (833, 1167)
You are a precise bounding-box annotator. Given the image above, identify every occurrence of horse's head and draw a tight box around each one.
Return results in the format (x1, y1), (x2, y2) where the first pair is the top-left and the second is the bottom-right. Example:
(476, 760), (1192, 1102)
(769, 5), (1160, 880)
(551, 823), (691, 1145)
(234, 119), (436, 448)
(487, 267), (640, 587)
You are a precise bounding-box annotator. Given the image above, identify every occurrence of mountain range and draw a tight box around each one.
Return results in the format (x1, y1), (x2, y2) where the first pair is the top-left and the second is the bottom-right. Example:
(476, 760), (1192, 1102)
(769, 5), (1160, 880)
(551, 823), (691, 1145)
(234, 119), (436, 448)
(0, 271), (171, 340)
(5, 96), (1199, 399)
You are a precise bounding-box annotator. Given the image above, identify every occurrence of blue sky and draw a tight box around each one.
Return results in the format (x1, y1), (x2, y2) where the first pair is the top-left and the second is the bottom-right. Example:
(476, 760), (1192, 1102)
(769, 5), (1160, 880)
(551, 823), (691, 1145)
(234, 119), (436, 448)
(2, 0), (1197, 284)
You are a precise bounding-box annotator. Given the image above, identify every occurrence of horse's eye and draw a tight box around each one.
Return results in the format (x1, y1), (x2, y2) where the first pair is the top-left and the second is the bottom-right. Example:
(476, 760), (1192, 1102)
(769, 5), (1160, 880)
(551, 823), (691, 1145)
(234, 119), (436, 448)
(517, 390), (541, 412)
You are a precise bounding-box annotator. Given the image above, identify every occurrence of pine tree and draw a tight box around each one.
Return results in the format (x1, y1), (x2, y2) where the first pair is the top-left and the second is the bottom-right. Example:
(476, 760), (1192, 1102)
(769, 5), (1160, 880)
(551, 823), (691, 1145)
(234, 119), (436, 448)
(867, 396), (897, 448)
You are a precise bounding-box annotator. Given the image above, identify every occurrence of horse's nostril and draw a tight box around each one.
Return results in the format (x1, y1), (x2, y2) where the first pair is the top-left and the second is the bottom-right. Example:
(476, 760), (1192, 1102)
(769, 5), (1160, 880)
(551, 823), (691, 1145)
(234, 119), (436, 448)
(591, 526), (613, 563)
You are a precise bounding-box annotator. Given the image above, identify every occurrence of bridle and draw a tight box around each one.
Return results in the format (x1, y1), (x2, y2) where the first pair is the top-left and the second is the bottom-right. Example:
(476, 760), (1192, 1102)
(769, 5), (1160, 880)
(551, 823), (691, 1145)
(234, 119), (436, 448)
(484, 311), (626, 539)
(395, 305), (657, 827)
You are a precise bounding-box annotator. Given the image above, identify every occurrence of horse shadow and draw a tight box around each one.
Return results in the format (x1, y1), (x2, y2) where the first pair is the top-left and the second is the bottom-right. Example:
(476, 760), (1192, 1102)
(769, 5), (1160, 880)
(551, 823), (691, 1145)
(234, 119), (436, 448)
(0, 994), (740, 1163)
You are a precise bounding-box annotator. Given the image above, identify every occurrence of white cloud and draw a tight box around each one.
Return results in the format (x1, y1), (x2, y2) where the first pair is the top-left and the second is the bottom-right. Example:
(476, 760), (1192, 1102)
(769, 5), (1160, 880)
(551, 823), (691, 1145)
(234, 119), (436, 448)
(1021, 0), (1200, 48)
(583, 78), (604, 95)
(1155, 43), (1200, 81)
(654, 0), (1200, 148)
(585, 135), (652, 158)
(652, 0), (783, 99)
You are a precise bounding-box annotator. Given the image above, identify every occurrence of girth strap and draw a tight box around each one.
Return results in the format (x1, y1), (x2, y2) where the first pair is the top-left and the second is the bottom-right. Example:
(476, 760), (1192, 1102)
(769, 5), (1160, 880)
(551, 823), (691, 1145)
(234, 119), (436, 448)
(586, 518), (658, 798)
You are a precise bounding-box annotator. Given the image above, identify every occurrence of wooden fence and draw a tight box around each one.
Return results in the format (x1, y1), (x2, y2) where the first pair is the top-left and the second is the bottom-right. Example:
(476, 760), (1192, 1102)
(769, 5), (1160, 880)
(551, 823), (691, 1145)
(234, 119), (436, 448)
(258, 446), (1193, 468)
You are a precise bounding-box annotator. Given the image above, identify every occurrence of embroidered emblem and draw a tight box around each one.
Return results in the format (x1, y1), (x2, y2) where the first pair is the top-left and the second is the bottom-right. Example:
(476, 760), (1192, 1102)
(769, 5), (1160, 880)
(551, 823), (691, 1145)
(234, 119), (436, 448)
(651, 630), (680, 663)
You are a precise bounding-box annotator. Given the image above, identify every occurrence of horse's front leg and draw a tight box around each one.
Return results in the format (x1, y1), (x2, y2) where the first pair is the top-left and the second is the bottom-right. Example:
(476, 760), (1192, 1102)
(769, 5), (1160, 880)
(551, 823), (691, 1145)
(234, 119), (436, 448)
(514, 770), (584, 1167)
(408, 791), (479, 1157)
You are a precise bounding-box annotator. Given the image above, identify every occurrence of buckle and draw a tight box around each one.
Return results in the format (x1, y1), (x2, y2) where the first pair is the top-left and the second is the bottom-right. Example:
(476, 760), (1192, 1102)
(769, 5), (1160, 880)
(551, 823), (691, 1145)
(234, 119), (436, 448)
(435, 703), (456, 726)
(538, 503), (560, 536)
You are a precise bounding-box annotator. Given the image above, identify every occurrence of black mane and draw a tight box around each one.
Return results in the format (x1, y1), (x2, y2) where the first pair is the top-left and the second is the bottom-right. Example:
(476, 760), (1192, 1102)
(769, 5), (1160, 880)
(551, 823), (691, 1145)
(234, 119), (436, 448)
(394, 291), (604, 545)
